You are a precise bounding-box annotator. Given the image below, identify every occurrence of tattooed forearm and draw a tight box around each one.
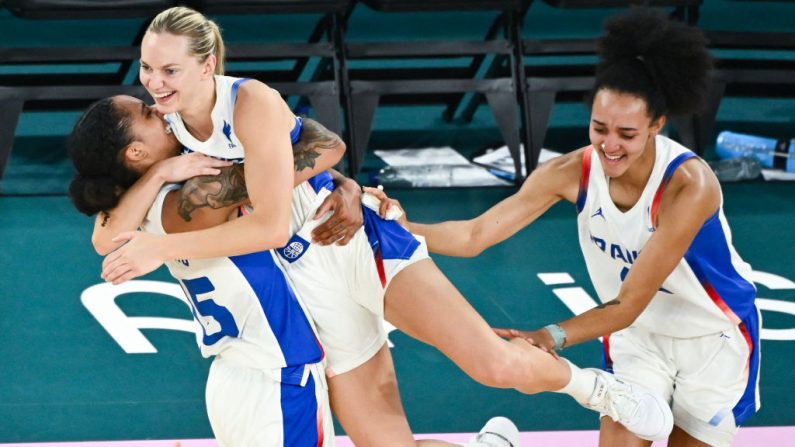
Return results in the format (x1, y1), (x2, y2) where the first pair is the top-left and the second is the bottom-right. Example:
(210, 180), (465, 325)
(293, 118), (343, 172)
(596, 300), (621, 309)
(177, 164), (248, 222)
(172, 119), (341, 221)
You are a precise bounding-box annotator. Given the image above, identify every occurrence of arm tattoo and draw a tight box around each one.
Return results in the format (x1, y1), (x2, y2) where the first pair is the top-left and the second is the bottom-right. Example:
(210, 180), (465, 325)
(596, 300), (621, 309)
(177, 164), (248, 222)
(292, 118), (343, 172)
(174, 119), (340, 221)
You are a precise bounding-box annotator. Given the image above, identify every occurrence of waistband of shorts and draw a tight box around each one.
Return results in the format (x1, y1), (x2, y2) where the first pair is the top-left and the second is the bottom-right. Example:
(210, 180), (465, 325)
(216, 349), (313, 386)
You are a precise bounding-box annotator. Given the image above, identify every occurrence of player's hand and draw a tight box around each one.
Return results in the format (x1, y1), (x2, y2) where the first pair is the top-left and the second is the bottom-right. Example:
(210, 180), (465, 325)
(101, 231), (167, 284)
(362, 186), (408, 228)
(494, 327), (559, 358)
(311, 182), (363, 246)
(153, 152), (232, 183)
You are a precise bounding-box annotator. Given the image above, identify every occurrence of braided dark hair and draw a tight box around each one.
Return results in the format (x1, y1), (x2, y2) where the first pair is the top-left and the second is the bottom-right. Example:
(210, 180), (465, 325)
(68, 97), (140, 215)
(591, 8), (713, 119)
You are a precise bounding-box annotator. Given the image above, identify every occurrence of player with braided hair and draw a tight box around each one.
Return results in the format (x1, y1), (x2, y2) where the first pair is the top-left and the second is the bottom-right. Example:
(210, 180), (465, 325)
(375, 8), (760, 447)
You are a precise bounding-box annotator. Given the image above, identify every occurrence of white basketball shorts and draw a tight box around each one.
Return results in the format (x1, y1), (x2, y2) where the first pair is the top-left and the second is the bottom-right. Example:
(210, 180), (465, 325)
(275, 180), (429, 376)
(604, 316), (760, 447)
(205, 355), (333, 447)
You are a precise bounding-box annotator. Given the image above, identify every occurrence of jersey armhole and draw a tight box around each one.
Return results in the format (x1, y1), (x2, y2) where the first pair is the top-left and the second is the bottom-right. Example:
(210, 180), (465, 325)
(649, 151), (698, 228)
(576, 147), (593, 214)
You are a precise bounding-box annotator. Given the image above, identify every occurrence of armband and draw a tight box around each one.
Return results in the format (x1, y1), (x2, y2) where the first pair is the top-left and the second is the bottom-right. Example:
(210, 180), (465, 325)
(544, 323), (567, 350)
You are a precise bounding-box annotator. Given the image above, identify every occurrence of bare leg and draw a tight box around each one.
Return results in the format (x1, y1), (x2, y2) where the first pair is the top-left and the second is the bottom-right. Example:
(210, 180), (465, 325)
(328, 343), (460, 447)
(384, 259), (570, 394)
(599, 417), (652, 447)
(667, 426), (712, 447)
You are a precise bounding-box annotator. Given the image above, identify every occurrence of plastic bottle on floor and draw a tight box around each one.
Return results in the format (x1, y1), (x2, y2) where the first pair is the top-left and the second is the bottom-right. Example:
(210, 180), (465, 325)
(715, 131), (795, 173)
(709, 157), (762, 182)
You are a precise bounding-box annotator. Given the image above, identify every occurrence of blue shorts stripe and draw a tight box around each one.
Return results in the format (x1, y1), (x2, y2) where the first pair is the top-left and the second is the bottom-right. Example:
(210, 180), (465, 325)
(733, 307), (761, 425)
(362, 207), (420, 261)
(281, 369), (320, 447)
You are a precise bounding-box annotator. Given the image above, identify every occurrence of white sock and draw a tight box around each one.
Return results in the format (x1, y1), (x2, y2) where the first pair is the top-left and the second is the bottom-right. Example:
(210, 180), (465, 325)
(553, 358), (598, 404)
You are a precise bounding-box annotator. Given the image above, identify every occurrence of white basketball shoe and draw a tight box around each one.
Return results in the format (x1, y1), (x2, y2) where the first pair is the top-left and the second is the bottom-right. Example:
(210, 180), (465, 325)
(584, 369), (673, 441)
(465, 416), (520, 447)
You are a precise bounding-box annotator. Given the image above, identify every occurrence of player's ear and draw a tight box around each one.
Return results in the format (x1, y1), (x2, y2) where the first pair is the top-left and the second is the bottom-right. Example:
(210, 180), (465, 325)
(124, 142), (146, 163)
(202, 54), (216, 79)
(649, 115), (666, 138)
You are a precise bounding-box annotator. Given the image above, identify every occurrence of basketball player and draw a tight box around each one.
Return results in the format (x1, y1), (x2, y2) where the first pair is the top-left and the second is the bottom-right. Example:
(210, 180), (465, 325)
(370, 9), (761, 447)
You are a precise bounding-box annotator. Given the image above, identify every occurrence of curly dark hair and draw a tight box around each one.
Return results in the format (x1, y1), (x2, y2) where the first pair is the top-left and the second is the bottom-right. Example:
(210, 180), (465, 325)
(68, 97), (140, 216)
(591, 8), (713, 119)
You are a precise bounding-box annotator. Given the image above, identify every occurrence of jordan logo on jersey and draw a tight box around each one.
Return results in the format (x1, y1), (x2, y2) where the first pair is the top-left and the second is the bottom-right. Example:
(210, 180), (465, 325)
(591, 207), (605, 220)
(222, 120), (236, 149)
(278, 234), (309, 263)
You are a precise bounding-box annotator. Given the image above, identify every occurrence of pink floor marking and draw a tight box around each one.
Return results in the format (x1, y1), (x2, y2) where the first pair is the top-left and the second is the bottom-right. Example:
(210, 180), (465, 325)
(1, 426), (792, 447)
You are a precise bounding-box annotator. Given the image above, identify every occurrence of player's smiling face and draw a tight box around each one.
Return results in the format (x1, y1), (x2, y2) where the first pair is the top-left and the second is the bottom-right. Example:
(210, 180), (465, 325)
(589, 89), (663, 179)
(113, 95), (181, 171)
(139, 31), (213, 115)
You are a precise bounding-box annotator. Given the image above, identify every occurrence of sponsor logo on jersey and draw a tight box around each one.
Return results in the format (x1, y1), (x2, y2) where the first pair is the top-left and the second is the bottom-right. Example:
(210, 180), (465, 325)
(284, 242), (304, 259)
(222, 121), (237, 149)
(277, 234), (310, 263)
(177, 259), (190, 267)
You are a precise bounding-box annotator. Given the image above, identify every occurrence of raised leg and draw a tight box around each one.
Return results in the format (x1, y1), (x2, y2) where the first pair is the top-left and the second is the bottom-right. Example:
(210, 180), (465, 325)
(383, 259), (570, 394)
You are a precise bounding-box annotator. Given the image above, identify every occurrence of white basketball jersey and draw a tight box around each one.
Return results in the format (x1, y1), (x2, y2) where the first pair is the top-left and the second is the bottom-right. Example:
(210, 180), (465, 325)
(141, 185), (323, 385)
(576, 135), (757, 337)
(165, 75), (302, 163)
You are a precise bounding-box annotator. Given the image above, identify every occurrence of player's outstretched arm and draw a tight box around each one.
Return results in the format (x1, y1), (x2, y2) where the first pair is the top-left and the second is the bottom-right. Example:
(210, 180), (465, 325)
(408, 150), (583, 257)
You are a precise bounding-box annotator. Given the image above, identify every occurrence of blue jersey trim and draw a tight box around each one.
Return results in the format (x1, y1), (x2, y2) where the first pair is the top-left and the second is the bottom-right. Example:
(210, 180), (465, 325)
(291, 116), (304, 145)
(230, 77), (252, 107)
(661, 151), (697, 184)
(229, 251), (322, 372)
(683, 210), (756, 321)
(307, 171), (334, 194)
(576, 147), (593, 215)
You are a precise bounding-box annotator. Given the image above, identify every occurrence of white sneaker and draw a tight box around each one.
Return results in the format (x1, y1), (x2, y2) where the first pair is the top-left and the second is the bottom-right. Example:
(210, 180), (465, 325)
(583, 369), (673, 441)
(465, 416), (520, 447)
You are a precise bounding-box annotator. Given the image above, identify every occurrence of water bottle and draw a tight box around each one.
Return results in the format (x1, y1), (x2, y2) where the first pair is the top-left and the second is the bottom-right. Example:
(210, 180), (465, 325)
(708, 157), (762, 182)
(715, 131), (795, 173)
